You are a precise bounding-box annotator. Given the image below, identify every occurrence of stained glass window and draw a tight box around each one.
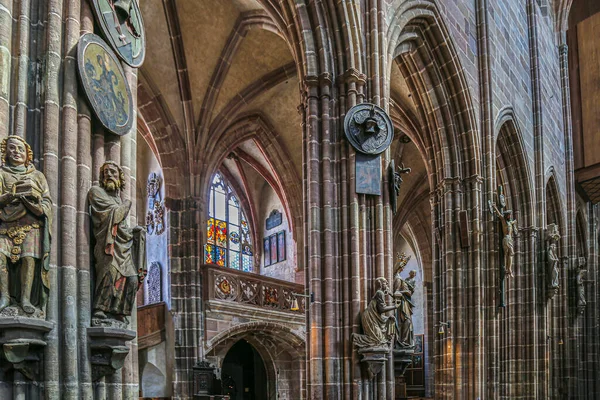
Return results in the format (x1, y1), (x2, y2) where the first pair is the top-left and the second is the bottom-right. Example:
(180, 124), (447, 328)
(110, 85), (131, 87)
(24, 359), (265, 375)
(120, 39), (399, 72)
(205, 173), (254, 271)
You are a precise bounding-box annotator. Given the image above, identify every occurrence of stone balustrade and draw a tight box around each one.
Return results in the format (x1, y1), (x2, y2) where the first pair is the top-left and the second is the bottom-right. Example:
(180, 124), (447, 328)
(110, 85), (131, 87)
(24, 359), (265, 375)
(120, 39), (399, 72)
(202, 264), (306, 314)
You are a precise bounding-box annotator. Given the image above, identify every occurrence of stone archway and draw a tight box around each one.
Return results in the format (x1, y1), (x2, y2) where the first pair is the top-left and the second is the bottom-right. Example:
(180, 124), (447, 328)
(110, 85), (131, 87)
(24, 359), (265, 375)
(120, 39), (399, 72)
(205, 322), (306, 400)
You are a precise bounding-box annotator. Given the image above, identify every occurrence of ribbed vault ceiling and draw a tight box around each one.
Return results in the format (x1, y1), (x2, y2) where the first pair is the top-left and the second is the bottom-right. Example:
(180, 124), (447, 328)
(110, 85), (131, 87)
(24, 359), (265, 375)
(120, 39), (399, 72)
(140, 0), (300, 177)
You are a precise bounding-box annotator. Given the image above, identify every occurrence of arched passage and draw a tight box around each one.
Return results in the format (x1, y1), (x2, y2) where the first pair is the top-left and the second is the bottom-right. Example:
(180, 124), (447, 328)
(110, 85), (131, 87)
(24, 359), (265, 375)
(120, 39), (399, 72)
(221, 339), (269, 400)
(206, 322), (306, 400)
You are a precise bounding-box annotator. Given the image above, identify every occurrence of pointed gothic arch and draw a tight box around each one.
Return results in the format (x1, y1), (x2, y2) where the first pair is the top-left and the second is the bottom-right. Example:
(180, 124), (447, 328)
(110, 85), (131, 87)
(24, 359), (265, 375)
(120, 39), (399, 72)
(495, 109), (535, 227)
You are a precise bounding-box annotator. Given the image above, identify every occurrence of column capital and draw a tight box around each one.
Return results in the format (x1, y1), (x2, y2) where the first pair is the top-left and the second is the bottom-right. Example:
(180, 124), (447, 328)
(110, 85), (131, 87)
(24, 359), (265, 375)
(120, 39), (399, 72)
(338, 68), (367, 85)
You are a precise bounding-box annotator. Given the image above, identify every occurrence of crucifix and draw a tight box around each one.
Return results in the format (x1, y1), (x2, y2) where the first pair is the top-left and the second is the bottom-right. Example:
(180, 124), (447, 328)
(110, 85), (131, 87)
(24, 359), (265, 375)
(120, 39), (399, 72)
(488, 186), (517, 308)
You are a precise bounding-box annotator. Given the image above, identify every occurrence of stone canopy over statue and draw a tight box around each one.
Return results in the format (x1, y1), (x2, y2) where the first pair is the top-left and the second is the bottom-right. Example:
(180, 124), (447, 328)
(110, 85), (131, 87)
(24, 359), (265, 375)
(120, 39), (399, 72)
(89, 161), (146, 327)
(0, 136), (52, 319)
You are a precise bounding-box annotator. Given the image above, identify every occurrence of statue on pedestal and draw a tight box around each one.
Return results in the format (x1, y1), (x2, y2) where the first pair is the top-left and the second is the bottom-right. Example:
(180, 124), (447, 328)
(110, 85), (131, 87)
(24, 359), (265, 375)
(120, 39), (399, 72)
(0, 136), (52, 318)
(393, 253), (415, 348)
(352, 277), (396, 349)
(89, 161), (146, 327)
(546, 224), (560, 298)
(490, 203), (518, 278)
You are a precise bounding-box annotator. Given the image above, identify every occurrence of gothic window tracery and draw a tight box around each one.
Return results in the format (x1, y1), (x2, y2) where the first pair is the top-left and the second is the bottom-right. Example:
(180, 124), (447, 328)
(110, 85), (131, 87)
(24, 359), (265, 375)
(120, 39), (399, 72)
(205, 173), (253, 272)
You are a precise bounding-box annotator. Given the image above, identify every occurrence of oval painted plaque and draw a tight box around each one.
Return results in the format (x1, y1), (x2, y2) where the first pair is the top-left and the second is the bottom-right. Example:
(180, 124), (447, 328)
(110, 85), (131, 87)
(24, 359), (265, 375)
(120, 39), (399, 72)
(344, 103), (394, 155)
(78, 33), (134, 136)
(90, 0), (145, 68)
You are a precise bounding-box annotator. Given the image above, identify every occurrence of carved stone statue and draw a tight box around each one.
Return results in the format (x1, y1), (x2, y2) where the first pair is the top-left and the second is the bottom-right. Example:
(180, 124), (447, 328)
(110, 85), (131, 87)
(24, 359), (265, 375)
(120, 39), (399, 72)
(490, 203), (518, 277)
(0, 136), (52, 318)
(352, 277), (396, 349)
(577, 257), (588, 315)
(394, 163), (411, 195)
(393, 256), (415, 348)
(89, 161), (146, 326)
(546, 224), (560, 297)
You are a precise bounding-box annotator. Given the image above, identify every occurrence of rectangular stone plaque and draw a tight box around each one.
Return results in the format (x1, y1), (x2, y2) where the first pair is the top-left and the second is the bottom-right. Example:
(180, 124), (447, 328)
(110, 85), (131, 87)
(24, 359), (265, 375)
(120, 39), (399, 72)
(266, 209), (282, 230)
(356, 153), (381, 195)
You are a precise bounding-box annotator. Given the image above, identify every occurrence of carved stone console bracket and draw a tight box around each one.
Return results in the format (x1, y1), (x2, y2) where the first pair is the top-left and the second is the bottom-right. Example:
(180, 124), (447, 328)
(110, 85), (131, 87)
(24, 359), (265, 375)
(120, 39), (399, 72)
(0, 317), (54, 381)
(393, 348), (414, 377)
(88, 327), (136, 382)
(357, 346), (390, 378)
(394, 348), (415, 400)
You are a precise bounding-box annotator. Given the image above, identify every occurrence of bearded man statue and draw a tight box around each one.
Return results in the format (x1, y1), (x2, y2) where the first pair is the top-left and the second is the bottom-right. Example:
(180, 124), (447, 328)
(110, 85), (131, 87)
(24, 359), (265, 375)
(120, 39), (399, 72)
(0, 136), (52, 317)
(89, 161), (146, 326)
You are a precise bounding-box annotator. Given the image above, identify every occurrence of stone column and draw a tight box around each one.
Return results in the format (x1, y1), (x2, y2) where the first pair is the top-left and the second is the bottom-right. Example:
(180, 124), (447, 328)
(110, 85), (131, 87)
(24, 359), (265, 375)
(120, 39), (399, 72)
(0, 0), (143, 398)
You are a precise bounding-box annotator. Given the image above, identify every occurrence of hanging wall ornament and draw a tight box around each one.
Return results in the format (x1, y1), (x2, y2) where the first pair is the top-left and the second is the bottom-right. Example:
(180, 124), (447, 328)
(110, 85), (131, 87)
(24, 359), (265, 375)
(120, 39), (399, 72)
(154, 201), (165, 235)
(78, 33), (134, 136)
(90, 0), (146, 67)
(145, 172), (165, 235)
(344, 103), (394, 155)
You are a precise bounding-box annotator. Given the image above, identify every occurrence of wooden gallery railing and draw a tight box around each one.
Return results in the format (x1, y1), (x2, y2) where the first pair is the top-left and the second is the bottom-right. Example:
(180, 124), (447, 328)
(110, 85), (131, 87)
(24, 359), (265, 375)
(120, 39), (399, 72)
(202, 264), (306, 314)
(137, 301), (167, 350)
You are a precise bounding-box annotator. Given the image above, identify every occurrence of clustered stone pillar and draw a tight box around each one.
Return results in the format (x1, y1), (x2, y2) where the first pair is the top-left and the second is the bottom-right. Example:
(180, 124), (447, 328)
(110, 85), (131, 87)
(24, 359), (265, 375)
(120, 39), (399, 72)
(0, 0), (143, 399)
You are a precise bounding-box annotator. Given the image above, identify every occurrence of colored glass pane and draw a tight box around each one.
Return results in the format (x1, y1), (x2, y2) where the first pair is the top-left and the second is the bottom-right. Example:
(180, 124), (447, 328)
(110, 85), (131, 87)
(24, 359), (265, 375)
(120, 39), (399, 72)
(229, 250), (240, 270)
(207, 218), (215, 244)
(242, 255), (252, 272)
(229, 231), (240, 251)
(207, 172), (254, 272)
(215, 220), (227, 247)
(205, 244), (214, 264)
(214, 191), (226, 219)
(216, 247), (226, 266)
(209, 190), (215, 218)
(228, 196), (239, 224)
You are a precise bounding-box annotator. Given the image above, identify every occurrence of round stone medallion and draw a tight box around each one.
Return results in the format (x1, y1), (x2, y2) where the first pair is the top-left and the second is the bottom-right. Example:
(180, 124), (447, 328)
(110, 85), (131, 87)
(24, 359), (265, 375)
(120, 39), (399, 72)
(344, 103), (394, 155)
(78, 33), (134, 136)
(90, 0), (145, 68)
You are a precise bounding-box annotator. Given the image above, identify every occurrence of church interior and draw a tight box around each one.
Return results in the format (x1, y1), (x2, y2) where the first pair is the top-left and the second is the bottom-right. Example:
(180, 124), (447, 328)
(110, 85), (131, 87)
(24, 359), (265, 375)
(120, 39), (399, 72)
(0, 0), (599, 399)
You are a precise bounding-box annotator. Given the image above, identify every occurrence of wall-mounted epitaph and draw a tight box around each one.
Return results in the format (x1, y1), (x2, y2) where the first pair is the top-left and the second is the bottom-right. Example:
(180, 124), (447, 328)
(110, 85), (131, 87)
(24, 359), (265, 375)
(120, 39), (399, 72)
(263, 230), (286, 267)
(356, 153), (381, 195)
(77, 33), (134, 136)
(90, 0), (146, 67)
(265, 209), (282, 230)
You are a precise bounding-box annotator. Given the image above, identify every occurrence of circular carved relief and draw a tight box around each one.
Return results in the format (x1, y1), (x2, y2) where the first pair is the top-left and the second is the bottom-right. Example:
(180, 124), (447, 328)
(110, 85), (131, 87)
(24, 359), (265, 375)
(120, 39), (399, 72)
(344, 103), (394, 155)
(77, 33), (134, 136)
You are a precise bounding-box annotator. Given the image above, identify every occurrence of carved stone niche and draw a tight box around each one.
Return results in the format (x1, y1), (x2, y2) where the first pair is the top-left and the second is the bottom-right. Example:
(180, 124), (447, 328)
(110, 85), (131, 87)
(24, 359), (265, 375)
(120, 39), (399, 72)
(87, 327), (136, 381)
(0, 317), (54, 381)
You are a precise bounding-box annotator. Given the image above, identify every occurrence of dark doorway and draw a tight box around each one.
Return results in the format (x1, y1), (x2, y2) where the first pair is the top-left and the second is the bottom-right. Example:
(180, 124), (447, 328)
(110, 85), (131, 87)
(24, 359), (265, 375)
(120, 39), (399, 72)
(221, 339), (268, 400)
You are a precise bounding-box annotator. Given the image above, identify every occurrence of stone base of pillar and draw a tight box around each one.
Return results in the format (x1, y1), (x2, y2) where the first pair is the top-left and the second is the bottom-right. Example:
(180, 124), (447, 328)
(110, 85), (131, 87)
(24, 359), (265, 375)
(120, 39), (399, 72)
(393, 348), (414, 400)
(0, 316), (53, 381)
(87, 326), (136, 381)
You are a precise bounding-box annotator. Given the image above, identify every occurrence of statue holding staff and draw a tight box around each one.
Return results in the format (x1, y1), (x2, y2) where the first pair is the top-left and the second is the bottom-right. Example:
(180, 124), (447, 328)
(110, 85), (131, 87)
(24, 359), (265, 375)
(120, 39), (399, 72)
(89, 161), (146, 326)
